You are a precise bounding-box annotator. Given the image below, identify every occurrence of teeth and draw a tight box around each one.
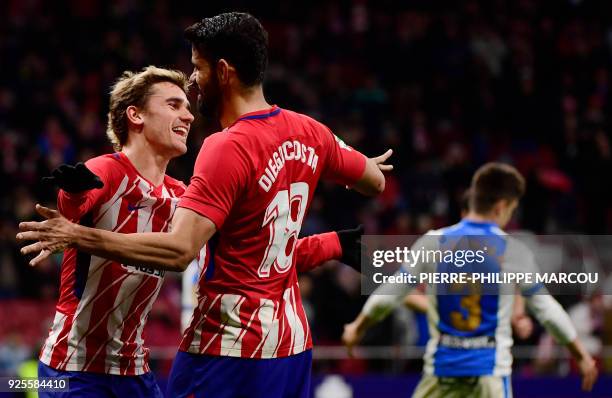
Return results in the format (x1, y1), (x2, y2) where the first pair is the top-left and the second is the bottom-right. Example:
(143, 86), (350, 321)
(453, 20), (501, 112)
(172, 127), (188, 136)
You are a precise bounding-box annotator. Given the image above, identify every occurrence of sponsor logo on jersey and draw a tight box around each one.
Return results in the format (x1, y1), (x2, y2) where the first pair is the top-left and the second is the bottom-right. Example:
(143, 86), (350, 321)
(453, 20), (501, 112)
(439, 333), (496, 349)
(122, 264), (166, 278)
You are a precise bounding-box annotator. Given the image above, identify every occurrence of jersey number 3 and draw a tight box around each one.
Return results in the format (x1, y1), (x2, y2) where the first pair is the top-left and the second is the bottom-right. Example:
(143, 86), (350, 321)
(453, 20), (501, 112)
(258, 182), (309, 277)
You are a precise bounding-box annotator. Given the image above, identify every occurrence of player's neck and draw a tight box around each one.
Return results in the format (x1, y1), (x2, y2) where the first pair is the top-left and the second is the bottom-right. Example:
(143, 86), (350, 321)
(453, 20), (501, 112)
(121, 145), (169, 186)
(219, 85), (271, 128)
(463, 211), (500, 227)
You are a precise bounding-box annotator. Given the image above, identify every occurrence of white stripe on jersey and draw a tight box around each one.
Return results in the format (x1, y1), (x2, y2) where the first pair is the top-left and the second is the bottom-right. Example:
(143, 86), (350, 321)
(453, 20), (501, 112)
(219, 295), (246, 357)
(252, 299), (279, 358)
(56, 259), (111, 371)
(272, 305), (285, 358)
(423, 283), (439, 375)
(302, 308), (310, 353)
(136, 179), (156, 232)
(40, 312), (68, 364)
(42, 260), (111, 371)
(283, 286), (305, 355)
(60, 188), (129, 370)
(94, 175), (132, 228)
(232, 302), (263, 353)
(61, 270), (132, 370)
(84, 276), (149, 371)
(494, 294), (514, 376)
(190, 294), (221, 350)
(128, 278), (162, 374)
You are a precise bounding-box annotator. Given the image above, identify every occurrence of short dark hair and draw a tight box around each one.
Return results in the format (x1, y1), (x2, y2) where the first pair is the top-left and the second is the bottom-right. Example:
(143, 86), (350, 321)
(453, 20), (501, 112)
(185, 12), (268, 87)
(470, 163), (525, 213)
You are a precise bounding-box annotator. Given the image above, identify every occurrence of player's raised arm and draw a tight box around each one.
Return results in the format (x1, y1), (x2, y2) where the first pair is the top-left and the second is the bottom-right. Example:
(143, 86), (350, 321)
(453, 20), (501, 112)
(18, 205), (213, 271)
(319, 124), (392, 196)
(351, 149), (393, 196)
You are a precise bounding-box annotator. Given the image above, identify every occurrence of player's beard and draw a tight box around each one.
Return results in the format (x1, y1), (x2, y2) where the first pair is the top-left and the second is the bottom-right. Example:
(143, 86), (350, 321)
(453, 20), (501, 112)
(197, 70), (222, 131)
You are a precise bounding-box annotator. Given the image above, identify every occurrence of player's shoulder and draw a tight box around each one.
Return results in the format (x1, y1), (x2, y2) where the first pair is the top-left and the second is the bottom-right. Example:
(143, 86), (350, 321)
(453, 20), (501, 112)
(424, 228), (444, 236)
(84, 152), (121, 169)
(504, 232), (536, 259)
(413, 229), (444, 250)
(283, 108), (332, 134)
(280, 107), (319, 124)
(202, 130), (251, 159)
(236, 106), (330, 135)
(205, 129), (244, 146)
(84, 153), (128, 181)
(198, 131), (254, 174)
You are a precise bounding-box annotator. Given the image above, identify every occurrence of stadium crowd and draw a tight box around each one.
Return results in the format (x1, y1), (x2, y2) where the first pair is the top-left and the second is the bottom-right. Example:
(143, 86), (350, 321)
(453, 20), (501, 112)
(1, 0), (612, 379)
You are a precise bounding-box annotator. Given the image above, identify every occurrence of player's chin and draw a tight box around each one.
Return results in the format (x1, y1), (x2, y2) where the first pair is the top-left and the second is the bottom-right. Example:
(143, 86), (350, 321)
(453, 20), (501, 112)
(168, 139), (188, 156)
(176, 141), (188, 154)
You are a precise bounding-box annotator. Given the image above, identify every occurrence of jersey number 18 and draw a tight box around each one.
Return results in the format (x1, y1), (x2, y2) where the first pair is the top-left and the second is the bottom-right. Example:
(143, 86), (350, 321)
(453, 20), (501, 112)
(258, 182), (309, 277)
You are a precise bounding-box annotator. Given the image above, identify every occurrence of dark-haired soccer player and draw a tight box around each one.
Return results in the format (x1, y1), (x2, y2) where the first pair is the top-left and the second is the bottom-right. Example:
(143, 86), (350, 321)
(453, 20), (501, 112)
(33, 65), (357, 398)
(400, 190), (534, 342)
(342, 163), (597, 398)
(19, 12), (391, 398)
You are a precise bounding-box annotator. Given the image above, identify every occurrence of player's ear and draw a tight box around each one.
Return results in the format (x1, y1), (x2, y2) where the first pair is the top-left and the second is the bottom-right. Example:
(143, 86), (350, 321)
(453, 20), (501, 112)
(126, 105), (144, 128)
(492, 199), (506, 217)
(217, 59), (231, 86)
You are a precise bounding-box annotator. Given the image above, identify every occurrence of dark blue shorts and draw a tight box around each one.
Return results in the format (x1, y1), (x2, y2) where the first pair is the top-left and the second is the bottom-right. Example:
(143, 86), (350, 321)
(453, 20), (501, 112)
(167, 350), (312, 398)
(37, 361), (163, 398)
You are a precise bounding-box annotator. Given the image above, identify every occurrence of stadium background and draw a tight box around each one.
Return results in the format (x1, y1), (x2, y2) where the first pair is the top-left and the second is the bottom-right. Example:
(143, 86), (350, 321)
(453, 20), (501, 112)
(1, 0), (612, 396)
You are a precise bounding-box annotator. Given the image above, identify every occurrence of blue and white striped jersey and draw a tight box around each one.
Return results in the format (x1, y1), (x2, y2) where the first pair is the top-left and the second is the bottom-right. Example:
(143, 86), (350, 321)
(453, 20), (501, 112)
(362, 218), (576, 377)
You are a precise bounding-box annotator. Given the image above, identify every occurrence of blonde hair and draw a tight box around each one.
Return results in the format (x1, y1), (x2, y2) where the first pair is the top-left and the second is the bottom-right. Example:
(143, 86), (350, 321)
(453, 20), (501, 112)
(106, 66), (189, 151)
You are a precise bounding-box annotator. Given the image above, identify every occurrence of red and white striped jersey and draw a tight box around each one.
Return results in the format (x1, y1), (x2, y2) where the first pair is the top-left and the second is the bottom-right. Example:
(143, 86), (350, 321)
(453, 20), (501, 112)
(40, 152), (192, 376)
(178, 106), (366, 358)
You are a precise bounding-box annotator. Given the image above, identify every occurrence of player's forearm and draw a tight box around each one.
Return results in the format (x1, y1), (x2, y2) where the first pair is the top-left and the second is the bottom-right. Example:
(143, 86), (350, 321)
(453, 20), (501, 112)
(352, 312), (378, 335)
(362, 274), (414, 322)
(295, 232), (342, 273)
(73, 224), (194, 271)
(403, 293), (428, 313)
(352, 158), (385, 196)
(566, 338), (591, 361)
(526, 293), (577, 344)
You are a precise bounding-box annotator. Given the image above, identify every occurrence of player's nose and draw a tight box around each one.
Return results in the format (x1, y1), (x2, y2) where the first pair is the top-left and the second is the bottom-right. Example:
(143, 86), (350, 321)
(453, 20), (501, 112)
(182, 109), (195, 124)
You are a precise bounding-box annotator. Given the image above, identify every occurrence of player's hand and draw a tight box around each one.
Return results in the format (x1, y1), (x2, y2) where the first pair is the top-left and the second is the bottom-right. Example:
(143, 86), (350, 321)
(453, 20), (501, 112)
(577, 355), (598, 391)
(337, 225), (364, 272)
(511, 314), (533, 340)
(42, 162), (103, 193)
(342, 321), (365, 358)
(371, 149), (393, 172)
(16, 204), (78, 266)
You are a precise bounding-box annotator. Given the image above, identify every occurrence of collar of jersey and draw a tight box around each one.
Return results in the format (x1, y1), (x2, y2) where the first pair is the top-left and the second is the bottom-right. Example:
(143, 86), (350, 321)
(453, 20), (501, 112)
(460, 218), (499, 228)
(237, 105), (281, 121)
(115, 151), (165, 191)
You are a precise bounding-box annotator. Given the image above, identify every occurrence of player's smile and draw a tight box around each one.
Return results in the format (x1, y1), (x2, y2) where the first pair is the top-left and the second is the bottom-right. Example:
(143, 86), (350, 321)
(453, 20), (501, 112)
(172, 124), (190, 139)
